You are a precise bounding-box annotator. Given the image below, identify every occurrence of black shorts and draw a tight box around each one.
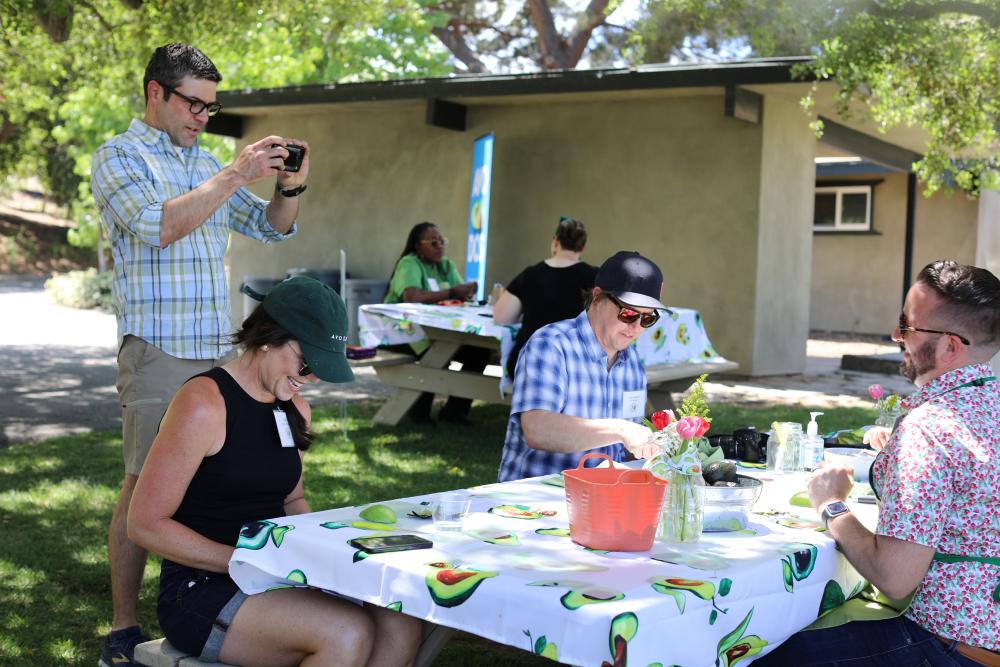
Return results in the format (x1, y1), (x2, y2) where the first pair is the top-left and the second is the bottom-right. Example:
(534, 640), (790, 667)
(157, 560), (247, 662)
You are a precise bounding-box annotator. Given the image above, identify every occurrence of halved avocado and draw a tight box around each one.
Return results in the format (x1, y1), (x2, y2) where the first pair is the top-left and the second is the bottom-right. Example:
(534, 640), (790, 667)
(789, 544), (818, 581)
(649, 577), (716, 600)
(560, 587), (624, 610)
(722, 634), (767, 666)
(236, 520), (276, 550)
(818, 580), (846, 616)
(425, 562), (498, 608)
(608, 611), (638, 656)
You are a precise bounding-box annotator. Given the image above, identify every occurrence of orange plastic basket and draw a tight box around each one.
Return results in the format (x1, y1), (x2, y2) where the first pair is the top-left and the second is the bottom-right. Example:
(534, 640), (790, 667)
(563, 453), (667, 551)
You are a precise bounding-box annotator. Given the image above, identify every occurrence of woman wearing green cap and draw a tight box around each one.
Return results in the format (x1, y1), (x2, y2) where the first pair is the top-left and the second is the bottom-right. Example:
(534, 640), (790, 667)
(128, 277), (423, 666)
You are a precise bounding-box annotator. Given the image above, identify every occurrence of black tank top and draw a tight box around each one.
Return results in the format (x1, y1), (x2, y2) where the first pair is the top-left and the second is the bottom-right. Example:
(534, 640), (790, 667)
(170, 367), (303, 546)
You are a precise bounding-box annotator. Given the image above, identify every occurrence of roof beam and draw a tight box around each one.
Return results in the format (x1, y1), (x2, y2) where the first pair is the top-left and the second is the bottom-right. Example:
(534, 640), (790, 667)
(818, 117), (920, 172)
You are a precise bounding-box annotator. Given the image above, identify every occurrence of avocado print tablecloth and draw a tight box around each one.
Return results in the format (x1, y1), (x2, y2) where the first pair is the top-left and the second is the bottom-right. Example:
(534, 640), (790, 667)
(358, 303), (729, 376)
(229, 470), (872, 666)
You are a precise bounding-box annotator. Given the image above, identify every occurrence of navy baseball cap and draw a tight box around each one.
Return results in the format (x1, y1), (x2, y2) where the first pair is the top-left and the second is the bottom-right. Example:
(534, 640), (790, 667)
(595, 251), (668, 311)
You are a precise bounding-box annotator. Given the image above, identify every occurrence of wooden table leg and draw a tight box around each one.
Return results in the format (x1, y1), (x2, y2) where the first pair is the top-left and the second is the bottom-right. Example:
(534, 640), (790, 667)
(372, 340), (462, 426)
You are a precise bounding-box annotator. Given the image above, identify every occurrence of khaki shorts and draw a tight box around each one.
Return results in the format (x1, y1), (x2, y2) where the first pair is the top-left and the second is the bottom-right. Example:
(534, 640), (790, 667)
(116, 336), (229, 476)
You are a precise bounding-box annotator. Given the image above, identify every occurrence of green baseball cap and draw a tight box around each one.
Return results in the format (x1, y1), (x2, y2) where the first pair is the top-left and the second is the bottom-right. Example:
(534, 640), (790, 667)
(261, 276), (354, 383)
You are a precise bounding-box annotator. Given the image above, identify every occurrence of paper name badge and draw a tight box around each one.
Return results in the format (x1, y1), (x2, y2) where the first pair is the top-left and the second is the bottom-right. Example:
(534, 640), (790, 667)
(622, 390), (646, 419)
(426, 278), (441, 291)
(273, 409), (295, 447)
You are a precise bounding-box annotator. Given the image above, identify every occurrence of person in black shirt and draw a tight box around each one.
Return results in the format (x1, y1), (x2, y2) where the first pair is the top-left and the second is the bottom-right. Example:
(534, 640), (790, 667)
(493, 216), (598, 379)
(128, 277), (422, 667)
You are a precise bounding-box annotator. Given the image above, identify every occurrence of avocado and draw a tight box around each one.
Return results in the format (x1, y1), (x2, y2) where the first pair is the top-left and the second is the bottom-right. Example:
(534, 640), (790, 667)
(531, 635), (559, 660)
(649, 576), (716, 600)
(359, 504), (397, 524)
(271, 525), (293, 547)
(386, 601), (403, 612)
(468, 530), (518, 546)
(424, 561), (498, 608)
(560, 587), (625, 610)
(721, 633), (768, 667)
(608, 611), (639, 657)
(535, 527), (571, 538)
(818, 580), (846, 617)
(787, 544), (818, 580)
(781, 559), (795, 592)
(703, 460), (738, 485)
(285, 569), (306, 585)
(351, 520), (397, 531)
(789, 491), (812, 507)
(236, 520), (276, 550)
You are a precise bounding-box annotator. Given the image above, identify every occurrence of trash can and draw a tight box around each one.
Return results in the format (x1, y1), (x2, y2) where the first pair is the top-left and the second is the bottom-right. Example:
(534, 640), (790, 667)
(240, 275), (283, 322)
(342, 278), (389, 344)
(286, 267), (349, 295)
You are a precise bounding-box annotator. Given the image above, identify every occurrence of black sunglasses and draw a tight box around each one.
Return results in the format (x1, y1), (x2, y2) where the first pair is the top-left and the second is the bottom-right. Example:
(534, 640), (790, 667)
(298, 361), (313, 377)
(607, 294), (660, 328)
(159, 82), (223, 116)
(897, 314), (970, 346)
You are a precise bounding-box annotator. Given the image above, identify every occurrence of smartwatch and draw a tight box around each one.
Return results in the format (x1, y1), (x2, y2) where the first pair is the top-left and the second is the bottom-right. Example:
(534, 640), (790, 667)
(821, 501), (851, 529)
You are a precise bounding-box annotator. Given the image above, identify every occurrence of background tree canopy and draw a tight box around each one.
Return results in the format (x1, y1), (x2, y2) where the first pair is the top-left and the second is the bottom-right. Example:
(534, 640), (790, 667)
(1, 0), (997, 250)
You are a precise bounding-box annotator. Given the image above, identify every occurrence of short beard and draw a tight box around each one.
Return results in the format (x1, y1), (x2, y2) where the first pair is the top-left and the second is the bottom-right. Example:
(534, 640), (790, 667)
(899, 339), (937, 382)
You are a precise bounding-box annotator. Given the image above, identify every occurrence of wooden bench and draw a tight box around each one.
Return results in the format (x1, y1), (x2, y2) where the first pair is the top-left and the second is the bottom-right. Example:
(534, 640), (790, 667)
(135, 624), (454, 667)
(645, 360), (740, 411)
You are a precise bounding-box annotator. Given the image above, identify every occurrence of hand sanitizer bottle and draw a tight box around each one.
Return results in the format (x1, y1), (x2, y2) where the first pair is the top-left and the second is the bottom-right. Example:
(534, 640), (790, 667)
(804, 412), (825, 471)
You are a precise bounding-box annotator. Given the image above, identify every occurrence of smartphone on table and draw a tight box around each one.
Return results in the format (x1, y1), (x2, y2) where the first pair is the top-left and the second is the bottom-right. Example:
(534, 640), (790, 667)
(349, 534), (433, 554)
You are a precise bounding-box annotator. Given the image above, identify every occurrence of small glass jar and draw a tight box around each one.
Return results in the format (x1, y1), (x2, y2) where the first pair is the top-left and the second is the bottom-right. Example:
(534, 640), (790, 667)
(766, 422), (804, 473)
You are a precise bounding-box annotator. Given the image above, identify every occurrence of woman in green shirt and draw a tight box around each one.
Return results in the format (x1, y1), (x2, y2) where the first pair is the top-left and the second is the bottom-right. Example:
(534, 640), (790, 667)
(384, 222), (489, 424)
(385, 222), (478, 303)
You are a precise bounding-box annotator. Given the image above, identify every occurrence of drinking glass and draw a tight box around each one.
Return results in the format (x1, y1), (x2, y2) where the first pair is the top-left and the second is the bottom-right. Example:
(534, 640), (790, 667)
(433, 492), (471, 534)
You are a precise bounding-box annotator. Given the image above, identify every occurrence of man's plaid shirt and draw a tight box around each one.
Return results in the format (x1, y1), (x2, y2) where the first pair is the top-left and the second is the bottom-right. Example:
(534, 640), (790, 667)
(92, 119), (294, 359)
(498, 310), (646, 482)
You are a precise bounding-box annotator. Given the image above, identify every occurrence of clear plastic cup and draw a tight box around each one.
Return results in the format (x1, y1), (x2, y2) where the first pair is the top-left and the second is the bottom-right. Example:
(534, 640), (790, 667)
(433, 492), (471, 534)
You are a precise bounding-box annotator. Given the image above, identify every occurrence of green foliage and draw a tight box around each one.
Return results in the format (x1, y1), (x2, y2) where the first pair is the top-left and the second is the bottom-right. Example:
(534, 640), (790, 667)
(1, 0), (450, 247)
(44, 268), (113, 311)
(797, 0), (1000, 195)
(677, 373), (712, 422)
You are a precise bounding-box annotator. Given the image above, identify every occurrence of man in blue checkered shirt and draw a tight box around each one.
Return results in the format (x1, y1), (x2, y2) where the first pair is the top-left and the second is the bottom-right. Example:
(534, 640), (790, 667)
(91, 44), (312, 667)
(498, 251), (669, 482)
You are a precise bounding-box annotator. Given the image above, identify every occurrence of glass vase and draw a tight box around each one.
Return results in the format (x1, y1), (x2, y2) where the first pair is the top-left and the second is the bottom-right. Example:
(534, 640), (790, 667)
(662, 469), (703, 543)
(875, 406), (903, 428)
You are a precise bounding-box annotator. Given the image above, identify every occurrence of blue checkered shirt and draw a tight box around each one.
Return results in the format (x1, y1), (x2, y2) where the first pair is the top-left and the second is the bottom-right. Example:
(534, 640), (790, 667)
(498, 311), (647, 482)
(92, 119), (295, 359)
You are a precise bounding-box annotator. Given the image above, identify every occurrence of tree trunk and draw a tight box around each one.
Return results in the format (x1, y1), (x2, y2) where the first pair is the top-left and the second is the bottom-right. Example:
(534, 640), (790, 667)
(32, 0), (74, 43)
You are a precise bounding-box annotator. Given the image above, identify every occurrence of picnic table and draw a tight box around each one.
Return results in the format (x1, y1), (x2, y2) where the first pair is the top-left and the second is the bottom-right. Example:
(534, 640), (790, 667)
(358, 303), (737, 425)
(229, 468), (873, 666)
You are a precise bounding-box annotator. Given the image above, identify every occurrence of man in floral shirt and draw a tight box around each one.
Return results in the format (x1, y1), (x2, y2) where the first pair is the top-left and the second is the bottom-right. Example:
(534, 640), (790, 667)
(762, 260), (999, 667)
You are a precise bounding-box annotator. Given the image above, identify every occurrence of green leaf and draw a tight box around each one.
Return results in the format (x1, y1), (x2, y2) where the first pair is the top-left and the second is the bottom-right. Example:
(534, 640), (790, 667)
(719, 578), (733, 597)
(717, 608), (754, 658)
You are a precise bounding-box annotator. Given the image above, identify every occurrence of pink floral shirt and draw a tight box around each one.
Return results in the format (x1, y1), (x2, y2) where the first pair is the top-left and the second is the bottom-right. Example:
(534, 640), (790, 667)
(872, 363), (999, 650)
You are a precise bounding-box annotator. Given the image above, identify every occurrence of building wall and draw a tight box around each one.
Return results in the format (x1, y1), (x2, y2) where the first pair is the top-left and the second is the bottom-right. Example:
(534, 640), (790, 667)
(809, 173), (978, 335)
(229, 91), (815, 373)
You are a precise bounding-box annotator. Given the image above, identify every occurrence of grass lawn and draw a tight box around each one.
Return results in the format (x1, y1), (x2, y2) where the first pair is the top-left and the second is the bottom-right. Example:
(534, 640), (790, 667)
(0, 399), (875, 666)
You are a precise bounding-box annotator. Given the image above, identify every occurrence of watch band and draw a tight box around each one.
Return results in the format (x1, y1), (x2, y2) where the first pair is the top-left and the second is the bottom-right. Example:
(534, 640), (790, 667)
(278, 184), (307, 198)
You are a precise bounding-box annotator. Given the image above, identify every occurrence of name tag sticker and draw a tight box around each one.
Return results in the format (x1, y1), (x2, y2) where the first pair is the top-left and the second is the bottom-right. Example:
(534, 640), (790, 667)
(273, 409), (295, 448)
(426, 278), (441, 292)
(622, 390), (646, 419)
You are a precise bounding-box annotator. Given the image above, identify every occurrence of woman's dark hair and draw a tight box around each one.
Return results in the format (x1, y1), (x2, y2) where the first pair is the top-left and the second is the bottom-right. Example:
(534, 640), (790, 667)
(555, 216), (587, 252)
(143, 43), (222, 104)
(232, 306), (313, 450)
(384, 221), (438, 298)
(917, 259), (1000, 347)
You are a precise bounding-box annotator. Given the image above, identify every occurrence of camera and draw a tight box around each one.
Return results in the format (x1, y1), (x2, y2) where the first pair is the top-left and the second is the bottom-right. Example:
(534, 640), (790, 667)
(271, 143), (305, 172)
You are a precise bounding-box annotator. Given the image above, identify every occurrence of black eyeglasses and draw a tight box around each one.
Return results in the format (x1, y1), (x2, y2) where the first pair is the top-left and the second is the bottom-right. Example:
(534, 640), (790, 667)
(298, 361), (313, 377)
(159, 82), (222, 116)
(897, 314), (971, 346)
(608, 294), (660, 328)
(419, 238), (448, 248)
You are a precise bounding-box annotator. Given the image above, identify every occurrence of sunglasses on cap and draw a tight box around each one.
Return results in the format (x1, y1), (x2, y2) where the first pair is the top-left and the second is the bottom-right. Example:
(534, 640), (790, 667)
(607, 294), (660, 328)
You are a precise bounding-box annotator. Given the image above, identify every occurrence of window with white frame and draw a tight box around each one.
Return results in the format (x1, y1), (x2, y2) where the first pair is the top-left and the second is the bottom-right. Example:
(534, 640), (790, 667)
(813, 185), (872, 231)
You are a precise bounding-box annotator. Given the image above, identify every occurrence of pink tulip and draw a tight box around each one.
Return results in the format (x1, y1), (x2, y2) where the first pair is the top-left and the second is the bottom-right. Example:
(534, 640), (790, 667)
(675, 416), (704, 440)
(868, 384), (885, 401)
(694, 416), (711, 438)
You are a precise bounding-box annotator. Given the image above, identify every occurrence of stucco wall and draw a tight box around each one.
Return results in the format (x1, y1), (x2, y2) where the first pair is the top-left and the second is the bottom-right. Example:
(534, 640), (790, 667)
(810, 173), (979, 335)
(227, 91), (831, 374)
(751, 95), (816, 375)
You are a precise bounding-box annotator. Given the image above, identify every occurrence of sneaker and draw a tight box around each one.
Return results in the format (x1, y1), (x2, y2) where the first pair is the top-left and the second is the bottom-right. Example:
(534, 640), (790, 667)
(98, 625), (149, 667)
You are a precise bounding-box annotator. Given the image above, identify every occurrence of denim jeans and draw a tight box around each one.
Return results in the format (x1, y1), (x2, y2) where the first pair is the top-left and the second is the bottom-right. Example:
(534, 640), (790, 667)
(756, 615), (985, 667)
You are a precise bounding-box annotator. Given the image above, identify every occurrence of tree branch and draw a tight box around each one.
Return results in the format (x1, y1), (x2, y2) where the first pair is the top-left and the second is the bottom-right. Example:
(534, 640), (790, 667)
(526, 0), (569, 69)
(567, 0), (611, 67)
(431, 24), (488, 73)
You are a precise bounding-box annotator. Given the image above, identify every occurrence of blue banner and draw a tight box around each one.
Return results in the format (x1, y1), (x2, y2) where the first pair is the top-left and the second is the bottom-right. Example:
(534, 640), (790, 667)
(465, 133), (494, 302)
